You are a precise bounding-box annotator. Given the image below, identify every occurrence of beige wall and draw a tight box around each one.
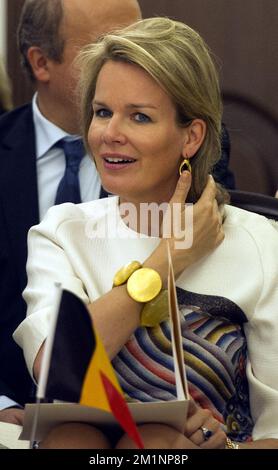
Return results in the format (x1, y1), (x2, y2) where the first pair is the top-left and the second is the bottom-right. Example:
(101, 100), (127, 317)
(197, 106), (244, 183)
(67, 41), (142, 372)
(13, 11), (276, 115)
(0, 0), (7, 62)
(139, 0), (278, 115)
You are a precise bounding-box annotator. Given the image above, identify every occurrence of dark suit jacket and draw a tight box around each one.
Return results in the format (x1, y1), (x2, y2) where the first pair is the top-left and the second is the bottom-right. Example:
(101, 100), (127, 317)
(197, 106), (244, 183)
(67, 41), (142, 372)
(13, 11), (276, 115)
(0, 104), (38, 404)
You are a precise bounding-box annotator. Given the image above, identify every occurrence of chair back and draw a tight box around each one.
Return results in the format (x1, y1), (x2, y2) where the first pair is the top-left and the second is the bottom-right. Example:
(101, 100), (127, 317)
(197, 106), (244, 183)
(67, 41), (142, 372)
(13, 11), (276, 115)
(229, 189), (278, 221)
(223, 93), (278, 197)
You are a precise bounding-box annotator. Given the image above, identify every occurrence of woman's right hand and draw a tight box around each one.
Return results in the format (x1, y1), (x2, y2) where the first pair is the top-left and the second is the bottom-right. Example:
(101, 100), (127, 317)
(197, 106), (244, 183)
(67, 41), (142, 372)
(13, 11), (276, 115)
(145, 172), (224, 284)
(184, 399), (227, 449)
(170, 171), (224, 276)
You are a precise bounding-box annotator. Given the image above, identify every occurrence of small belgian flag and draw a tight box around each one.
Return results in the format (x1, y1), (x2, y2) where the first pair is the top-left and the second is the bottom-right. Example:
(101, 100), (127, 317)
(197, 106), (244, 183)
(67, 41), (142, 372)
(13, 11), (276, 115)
(40, 289), (143, 449)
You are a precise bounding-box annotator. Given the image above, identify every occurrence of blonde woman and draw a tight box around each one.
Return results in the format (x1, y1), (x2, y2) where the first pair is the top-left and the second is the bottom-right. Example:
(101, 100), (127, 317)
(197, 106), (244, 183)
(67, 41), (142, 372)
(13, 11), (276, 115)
(15, 18), (278, 449)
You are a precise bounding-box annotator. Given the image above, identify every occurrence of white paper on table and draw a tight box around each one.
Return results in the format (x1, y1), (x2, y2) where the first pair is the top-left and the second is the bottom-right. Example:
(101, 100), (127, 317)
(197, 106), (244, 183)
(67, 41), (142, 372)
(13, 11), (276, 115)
(0, 422), (29, 449)
(21, 399), (188, 442)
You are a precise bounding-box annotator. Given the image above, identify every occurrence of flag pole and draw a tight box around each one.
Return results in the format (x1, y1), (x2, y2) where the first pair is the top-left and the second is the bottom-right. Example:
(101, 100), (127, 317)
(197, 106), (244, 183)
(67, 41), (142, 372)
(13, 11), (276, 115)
(29, 283), (62, 448)
(29, 398), (41, 449)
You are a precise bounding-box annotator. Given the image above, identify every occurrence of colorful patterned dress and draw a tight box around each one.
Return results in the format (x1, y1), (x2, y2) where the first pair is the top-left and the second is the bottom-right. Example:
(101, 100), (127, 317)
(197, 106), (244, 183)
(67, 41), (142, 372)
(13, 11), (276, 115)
(113, 287), (253, 443)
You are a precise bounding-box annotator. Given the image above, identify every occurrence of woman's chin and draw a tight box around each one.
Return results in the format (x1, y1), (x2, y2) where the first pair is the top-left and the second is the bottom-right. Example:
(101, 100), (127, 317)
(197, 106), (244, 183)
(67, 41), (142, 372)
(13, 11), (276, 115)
(100, 177), (134, 199)
(100, 181), (121, 196)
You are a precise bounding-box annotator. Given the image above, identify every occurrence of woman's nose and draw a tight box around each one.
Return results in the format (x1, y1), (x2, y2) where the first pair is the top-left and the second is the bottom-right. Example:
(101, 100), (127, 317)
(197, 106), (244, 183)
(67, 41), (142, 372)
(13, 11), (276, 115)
(102, 117), (127, 145)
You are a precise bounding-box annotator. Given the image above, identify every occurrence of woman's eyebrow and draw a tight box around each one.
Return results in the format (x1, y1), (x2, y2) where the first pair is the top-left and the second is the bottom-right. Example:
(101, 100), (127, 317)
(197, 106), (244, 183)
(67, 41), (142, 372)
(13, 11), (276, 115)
(92, 100), (158, 110)
(126, 103), (158, 110)
(92, 100), (107, 106)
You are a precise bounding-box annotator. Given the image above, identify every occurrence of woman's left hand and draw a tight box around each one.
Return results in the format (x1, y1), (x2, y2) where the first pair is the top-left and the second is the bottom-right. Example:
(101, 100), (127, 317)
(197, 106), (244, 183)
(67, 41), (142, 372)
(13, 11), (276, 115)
(184, 400), (227, 449)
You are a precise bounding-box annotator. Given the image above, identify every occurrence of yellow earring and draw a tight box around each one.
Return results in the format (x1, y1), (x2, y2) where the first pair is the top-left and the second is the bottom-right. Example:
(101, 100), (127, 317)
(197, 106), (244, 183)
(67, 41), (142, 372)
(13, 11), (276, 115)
(179, 158), (191, 175)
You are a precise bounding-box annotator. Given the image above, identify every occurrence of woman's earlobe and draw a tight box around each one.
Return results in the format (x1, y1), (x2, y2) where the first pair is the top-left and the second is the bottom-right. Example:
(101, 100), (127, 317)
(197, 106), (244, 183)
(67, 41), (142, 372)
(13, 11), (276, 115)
(182, 119), (206, 158)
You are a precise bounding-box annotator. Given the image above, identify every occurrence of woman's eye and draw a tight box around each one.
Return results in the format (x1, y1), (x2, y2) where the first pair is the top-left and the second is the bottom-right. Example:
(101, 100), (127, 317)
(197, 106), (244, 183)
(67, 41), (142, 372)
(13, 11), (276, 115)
(94, 108), (112, 118)
(133, 113), (151, 123)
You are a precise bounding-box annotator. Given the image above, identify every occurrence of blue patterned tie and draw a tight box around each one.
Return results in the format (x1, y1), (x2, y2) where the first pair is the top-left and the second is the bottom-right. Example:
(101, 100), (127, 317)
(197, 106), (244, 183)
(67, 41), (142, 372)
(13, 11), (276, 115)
(55, 138), (84, 205)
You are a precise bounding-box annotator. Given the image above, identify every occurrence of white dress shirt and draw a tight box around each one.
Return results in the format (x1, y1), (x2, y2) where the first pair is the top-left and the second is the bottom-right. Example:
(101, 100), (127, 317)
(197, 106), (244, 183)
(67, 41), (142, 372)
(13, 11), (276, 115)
(33, 94), (101, 220)
(0, 396), (21, 411)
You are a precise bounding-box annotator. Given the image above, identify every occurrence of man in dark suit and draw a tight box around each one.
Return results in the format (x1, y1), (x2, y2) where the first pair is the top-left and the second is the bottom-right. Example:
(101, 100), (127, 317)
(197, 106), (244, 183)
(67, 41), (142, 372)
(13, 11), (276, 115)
(0, 0), (141, 424)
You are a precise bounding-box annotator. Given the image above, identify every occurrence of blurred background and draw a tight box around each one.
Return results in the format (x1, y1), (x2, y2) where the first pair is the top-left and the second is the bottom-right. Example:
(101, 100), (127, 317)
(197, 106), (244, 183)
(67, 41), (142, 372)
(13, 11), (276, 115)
(1, 0), (278, 195)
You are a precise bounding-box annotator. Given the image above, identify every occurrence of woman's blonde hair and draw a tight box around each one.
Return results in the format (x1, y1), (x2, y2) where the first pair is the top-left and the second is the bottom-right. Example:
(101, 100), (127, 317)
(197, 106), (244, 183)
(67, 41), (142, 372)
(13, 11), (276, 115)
(0, 58), (13, 112)
(78, 17), (225, 202)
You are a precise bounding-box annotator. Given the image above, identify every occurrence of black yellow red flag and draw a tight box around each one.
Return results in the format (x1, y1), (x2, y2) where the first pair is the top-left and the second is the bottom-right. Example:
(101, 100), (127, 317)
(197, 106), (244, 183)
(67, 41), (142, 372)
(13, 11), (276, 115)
(41, 289), (143, 448)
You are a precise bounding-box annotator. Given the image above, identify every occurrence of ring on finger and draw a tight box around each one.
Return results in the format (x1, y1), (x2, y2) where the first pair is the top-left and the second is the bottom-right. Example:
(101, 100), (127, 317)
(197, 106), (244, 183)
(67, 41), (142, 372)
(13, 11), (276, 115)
(200, 426), (213, 441)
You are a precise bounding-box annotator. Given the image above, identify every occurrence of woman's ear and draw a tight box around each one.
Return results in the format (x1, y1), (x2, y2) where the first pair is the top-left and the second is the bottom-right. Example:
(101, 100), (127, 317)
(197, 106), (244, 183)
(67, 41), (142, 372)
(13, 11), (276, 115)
(27, 46), (51, 82)
(182, 119), (206, 159)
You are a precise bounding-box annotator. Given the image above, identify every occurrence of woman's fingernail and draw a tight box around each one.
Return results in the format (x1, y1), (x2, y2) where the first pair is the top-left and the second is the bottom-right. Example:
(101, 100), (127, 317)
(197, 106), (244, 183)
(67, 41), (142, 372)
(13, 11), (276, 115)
(181, 170), (190, 181)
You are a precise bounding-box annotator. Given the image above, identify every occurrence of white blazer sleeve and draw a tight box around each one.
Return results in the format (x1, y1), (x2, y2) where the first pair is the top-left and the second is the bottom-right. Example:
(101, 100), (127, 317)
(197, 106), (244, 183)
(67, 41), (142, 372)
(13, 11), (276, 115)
(13, 204), (90, 377)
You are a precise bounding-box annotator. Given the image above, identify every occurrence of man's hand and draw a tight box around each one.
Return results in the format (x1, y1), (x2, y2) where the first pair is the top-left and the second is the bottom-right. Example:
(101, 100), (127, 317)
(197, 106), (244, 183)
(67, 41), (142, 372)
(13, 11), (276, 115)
(0, 408), (24, 425)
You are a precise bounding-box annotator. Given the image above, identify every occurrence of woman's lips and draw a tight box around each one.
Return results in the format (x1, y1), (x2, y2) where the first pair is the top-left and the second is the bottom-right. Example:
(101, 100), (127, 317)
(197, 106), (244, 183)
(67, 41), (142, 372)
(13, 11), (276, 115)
(101, 154), (137, 170)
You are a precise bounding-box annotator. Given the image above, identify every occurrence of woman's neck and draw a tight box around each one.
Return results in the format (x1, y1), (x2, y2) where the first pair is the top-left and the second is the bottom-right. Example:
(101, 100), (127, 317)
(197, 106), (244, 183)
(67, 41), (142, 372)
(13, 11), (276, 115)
(119, 197), (168, 237)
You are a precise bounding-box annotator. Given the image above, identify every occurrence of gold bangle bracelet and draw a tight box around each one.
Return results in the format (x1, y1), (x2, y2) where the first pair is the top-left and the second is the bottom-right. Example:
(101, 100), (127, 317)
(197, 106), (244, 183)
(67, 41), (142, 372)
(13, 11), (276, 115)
(225, 437), (240, 449)
(140, 289), (169, 327)
(127, 267), (162, 303)
(113, 261), (142, 286)
(112, 261), (167, 327)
